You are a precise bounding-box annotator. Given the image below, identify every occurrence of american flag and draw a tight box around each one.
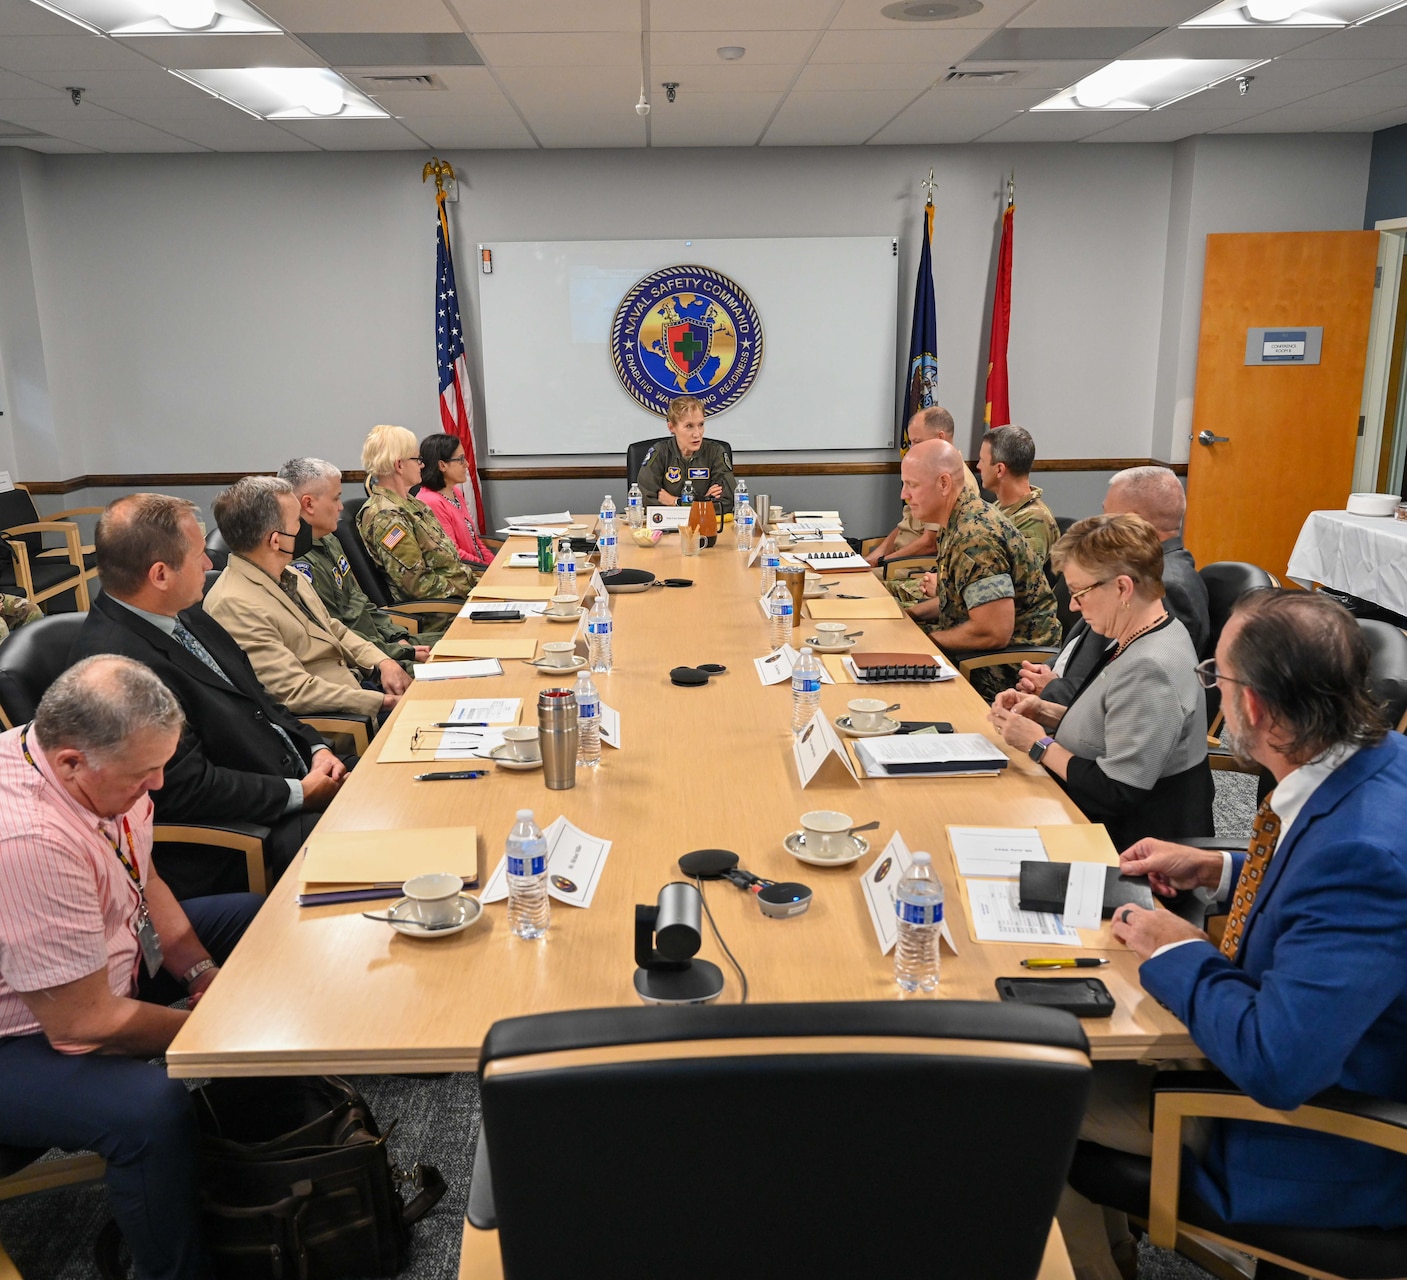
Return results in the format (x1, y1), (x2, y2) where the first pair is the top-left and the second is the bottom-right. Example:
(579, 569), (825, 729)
(435, 198), (487, 538)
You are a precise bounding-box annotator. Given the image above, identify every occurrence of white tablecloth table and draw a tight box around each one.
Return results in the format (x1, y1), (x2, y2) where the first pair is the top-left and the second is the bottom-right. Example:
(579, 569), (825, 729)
(1287, 509), (1407, 617)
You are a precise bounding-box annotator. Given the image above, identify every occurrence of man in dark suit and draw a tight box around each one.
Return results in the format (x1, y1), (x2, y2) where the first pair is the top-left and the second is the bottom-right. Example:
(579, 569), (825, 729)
(1062, 590), (1407, 1278)
(1020, 465), (1211, 705)
(70, 493), (348, 897)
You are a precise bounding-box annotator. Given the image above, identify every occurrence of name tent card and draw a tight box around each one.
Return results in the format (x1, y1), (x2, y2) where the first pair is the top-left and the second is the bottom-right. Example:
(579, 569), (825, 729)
(480, 817), (611, 908)
(859, 830), (958, 956)
(792, 710), (860, 788)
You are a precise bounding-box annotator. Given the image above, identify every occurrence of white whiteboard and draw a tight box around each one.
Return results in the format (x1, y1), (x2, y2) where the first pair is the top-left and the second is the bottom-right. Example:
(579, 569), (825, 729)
(476, 237), (899, 456)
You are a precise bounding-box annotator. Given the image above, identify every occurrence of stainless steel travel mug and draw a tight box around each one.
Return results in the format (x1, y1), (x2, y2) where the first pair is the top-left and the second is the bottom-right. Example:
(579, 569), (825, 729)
(538, 688), (579, 791)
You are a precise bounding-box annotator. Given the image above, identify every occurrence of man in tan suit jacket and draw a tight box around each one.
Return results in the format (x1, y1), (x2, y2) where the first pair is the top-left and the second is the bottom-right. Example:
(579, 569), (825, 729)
(206, 477), (410, 720)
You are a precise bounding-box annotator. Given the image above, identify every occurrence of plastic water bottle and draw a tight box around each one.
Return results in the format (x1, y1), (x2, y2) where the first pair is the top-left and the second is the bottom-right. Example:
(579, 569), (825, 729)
(598, 494), (618, 571)
(506, 809), (550, 940)
(767, 581), (793, 652)
(586, 593), (613, 674)
(791, 644), (822, 735)
(680, 477), (695, 507)
(574, 671), (601, 768)
(555, 537), (576, 597)
(895, 852), (944, 993)
(626, 482), (644, 529)
(735, 497), (756, 553)
(759, 536), (779, 594)
(735, 477), (749, 512)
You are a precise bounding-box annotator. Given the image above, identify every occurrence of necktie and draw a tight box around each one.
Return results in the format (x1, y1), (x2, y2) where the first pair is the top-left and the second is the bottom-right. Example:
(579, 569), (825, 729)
(171, 620), (307, 778)
(1219, 798), (1281, 962)
(279, 572), (327, 630)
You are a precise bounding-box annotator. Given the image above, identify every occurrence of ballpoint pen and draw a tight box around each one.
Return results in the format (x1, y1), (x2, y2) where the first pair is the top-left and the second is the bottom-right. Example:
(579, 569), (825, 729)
(431, 722), (488, 728)
(414, 771), (486, 780)
(1020, 957), (1109, 969)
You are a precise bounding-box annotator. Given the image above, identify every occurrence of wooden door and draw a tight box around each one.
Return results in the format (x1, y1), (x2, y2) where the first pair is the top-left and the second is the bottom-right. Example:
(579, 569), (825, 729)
(1183, 231), (1379, 576)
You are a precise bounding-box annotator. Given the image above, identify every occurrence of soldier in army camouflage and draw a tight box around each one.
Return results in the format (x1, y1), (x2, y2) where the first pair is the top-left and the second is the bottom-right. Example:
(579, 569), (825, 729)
(891, 438), (1060, 702)
(0, 593), (41, 645)
(977, 425), (1061, 564)
(356, 425), (475, 603)
(636, 395), (736, 514)
(279, 457), (448, 672)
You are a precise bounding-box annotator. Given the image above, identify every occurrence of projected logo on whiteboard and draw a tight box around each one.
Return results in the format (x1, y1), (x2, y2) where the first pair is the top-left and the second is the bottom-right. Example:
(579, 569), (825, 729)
(611, 264), (764, 416)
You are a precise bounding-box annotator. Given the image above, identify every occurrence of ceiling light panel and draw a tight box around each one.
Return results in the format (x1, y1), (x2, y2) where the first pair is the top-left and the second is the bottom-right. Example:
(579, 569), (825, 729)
(28, 0), (280, 35)
(1183, 0), (1407, 27)
(1033, 56), (1267, 108)
(169, 66), (388, 117)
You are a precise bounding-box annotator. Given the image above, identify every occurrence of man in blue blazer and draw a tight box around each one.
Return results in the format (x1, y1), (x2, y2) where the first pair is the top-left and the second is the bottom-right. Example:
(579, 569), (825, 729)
(1060, 588), (1407, 1279)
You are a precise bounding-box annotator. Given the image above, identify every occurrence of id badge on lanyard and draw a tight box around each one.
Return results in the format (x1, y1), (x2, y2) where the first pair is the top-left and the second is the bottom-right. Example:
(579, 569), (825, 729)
(108, 818), (163, 978)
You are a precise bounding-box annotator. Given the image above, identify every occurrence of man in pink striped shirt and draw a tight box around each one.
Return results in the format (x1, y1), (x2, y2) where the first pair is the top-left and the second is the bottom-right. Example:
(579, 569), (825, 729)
(0, 655), (260, 1280)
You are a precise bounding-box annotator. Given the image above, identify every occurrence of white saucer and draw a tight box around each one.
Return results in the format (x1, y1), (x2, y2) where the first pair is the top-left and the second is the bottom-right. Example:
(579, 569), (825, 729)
(489, 743), (543, 771)
(386, 895), (482, 939)
(835, 715), (900, 738)
(803, 586), (831, 599)
(806, 636), (857, 652)
(783, 830), (869, 868)
(527, 656), (587, 674)
(544, 607), (585, 623)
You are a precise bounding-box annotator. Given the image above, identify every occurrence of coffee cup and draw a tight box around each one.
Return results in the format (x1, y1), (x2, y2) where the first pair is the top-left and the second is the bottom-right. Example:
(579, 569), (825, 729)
(548, 593), (578, 615)
(568, 524), (589, 538)
(501, 726), (541, 761)
(799, 810), (854, 860)
(847, 698), (891, 731)
(541, 642), (577, 667)
(402, 872), (463, 926)
(812, 621), (849, 647)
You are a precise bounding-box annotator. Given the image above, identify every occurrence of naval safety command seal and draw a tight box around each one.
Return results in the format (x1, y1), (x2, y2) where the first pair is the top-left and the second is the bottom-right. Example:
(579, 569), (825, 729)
(610, 264), (764, 416)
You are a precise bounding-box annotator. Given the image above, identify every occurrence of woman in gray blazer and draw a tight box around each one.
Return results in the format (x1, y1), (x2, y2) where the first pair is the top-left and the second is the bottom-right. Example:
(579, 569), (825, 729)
(988, 513), (1214, 849)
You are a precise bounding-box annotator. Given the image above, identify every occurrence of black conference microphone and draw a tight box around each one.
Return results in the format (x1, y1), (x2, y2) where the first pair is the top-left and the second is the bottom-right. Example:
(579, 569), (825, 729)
(678, 849), (812, 919)
(633, 883), (724, 1005)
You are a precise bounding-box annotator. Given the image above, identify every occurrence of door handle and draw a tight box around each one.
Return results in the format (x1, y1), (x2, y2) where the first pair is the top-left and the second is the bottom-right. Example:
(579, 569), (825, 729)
(1197, 430), (1230, 446)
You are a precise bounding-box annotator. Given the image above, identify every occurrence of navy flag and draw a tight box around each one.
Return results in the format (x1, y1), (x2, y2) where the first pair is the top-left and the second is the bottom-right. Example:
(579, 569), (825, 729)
(901, 200), (938, 454)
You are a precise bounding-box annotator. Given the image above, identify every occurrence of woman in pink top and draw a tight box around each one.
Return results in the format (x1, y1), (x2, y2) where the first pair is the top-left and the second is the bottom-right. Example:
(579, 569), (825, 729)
(417, 433), (493, 569)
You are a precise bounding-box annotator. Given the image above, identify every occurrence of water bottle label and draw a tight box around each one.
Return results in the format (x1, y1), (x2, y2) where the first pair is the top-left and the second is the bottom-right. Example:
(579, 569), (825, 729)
(587, 621), (612, 636)
(507, 853), (546, 877)
(628, 495), (640, 507)
(763, 555), (779, 569)
(896, 900), (943, 926)
(772, 601), (793, 620)
(577, 699), (599, 718)
(794, 676), (821, 694)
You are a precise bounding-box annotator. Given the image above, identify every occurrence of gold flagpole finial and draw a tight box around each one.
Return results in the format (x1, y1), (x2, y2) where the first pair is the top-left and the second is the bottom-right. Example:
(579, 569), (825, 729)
(921, 166), (937, 206)
(422, 156), (456, 196)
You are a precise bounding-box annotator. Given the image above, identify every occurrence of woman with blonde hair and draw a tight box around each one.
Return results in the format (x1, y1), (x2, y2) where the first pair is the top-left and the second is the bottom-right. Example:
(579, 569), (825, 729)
(635, 395), (736, 511)
(988, 513), (1213, 848)
(356, 424), (475, 601)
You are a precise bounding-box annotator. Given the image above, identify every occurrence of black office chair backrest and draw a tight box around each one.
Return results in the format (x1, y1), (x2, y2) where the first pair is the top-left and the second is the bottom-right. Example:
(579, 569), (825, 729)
(0, 614), (86, 727)
(1199, 562), (1276, 724)
(1360, 619), (1407, 733)
(336, 496), (393, 608)
(203, 569), (222, 599)
(0, 487), (44, 573)
(1055, 515), (1078, 536)
(204, 527), (231, 571)
(477, 1001), (1090, 1280)
(625, 438), (735, 488)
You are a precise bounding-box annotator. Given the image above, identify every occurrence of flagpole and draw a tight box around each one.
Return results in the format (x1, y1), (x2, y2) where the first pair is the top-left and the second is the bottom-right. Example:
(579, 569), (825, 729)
(901, 167), (940, 454)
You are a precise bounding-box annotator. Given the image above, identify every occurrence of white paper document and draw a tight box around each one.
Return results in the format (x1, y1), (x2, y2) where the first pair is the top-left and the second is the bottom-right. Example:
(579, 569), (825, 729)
(753, 644), (836, 687)
(860, 831), (958, 956)
(412, 659), (502, 682)
(792, 711), (860, 788)
(449, 698), (521, 725)
(431, 728), (504, 761)
(507, 511), (571, 526)
(1063, 861), (1107, 931)
(498, 526), (567, 538)
(459, 601), (547, 618)
(599, 703), (621, 749)
(480, 817), (611, 908)
(507, 553), (540, 568)
(966, 879), (1082, 946)
(854, 734), (1008, 778)
(0, 471), (12, 494)
(949, 827), (1049, 878)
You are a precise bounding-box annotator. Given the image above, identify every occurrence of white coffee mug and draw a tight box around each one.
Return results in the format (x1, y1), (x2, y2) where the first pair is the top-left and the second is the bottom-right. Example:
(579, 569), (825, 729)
(847, 698), (890, 731)
(501, 726), (541, 761)
(541, 642), (577, 667)
(402, 873), (463, 926)
(549, 593), (578, 615)
(799, 810), (854, 860)
(813, 622), (849, 647)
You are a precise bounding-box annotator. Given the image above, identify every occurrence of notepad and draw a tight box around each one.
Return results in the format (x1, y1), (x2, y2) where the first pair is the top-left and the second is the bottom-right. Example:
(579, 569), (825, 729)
(805, 596), (903, 621)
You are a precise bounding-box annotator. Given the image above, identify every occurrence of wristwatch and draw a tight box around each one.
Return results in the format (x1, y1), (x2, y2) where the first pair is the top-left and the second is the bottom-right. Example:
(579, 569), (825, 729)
(1028, 736), (1056, 764)
(182, 958), (217, 988)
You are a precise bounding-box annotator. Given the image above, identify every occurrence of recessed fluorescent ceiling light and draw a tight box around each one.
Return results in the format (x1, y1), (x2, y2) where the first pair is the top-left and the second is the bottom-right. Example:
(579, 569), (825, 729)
(1183, 0), (1407, 26)
(1033, 57), (1267, 110)
(170, 68), (387, 119)
(28, 0), (278, 34)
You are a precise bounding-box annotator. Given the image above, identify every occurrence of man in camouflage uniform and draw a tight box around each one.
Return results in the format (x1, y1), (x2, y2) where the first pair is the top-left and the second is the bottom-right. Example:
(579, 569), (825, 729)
(636, 396), (736, 513)
(977, 425), (1061, 563)
(0, 593), (41, 645)
(279, 459), (445, 671)
(357, 479), (475, 603)
(892, 439), (1060, 702)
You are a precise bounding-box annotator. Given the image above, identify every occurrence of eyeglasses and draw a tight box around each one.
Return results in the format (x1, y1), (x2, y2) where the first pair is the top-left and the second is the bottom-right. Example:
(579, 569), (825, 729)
(1067, 578), (1111, 604)
(400, 456), (423, 466)
(448, 454), (467, 464)
(1193, 659), (1252, 691)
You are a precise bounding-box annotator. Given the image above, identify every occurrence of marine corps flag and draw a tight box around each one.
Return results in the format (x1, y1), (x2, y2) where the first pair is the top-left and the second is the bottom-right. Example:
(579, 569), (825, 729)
(901, 183), (939, 454)
(984, 179), (1014, 429)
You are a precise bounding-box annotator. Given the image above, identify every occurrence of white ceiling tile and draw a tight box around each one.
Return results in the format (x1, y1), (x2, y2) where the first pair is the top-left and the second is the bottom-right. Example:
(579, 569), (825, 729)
(1082, 104), (1265, 141)
(448, 0), (639, 35)
(17, 63), (204, 97)
(1280, 23), (1407, 56)
(830, 0), (1032, 29)
(258, 0), (463, 33)
(951, 58), (1104, 88)
(37, 116), (208, 148)
(523, 99), (647, 146)
(100, 99), (321, 148)
(0, 0), (88, 35)
(869, 103), (1016, 142)
(794, 61), (941, 90)
(809, 27), (990, 62)
(761, 88), (920, 144)
(1123, 26), (1332, 58)
(274, 116), (431, 147)
(145, 33), (326, 69)
(650, 61), (800, 91)
(649, 30), (818, 64)
(493, 64), (636, 95)
(0, 66), (68, 97)
(1248, 55), (1407, 85)
(0, 33), (156, 72)
(368, 87), (506, 115)
(1338, 103), (1407, 129)
(1211, 101), (1382, 129)
(0, 136), (101, 150)
(975, 107), (1142, 140)
(0, 96), (125, 125)
(1010, 0), (1209, 26)
(472, 31), (637, 66)
(648, 90), (781, 145)
(396, 108), (536, 147)
(653, 0), (840, 31)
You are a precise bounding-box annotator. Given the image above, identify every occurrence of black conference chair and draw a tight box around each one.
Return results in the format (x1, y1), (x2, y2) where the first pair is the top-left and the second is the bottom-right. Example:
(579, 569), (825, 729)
(0, 486), (99, 613)
(464, 1001), (1090, 1280)
(1360, 618), (1407, 734)
(335, 497), (461, 634)
(625, 437), (734, 488)
(203, 568), (221, 598)
(0, 613), (86, 729)
(1069, 1072), (1407, 1280)
(204, 527), (231, 571)
(1198, 562), (1277, 733)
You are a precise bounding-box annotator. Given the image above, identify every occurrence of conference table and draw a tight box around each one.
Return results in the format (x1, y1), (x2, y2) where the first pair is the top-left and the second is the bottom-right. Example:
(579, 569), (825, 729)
(166, 521), (1196, 1080)
(1287, 507), (1407, 618)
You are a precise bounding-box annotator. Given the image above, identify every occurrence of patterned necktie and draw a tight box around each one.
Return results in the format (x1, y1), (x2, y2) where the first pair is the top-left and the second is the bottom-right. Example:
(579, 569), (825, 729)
(279, 572), (326, 630)
(1219, 798), (1282, 962)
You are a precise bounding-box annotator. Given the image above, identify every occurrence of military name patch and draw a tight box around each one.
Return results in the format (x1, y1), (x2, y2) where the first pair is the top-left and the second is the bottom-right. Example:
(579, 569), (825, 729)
(688, 468), (709, 480)
(611, 264), (764, 417)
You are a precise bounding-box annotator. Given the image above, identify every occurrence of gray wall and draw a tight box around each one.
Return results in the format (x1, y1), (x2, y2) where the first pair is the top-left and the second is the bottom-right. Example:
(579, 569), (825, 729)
(1365, 122), (1407, 229)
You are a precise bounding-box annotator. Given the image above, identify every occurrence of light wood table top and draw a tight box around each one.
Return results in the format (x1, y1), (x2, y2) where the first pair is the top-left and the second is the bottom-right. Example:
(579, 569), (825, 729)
(167, 523), (1194, 1078)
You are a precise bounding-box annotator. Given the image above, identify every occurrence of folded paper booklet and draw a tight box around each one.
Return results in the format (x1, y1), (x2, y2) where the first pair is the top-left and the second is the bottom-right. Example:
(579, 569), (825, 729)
(854, 734), (1009, 777)
(805, 596), (903, 621)
(846, 652), (957, 683)
(297, 827), (478, 905)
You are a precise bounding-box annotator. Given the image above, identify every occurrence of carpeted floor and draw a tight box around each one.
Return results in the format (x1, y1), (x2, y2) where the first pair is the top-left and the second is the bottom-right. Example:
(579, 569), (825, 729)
(0, 771), (1264, 1279)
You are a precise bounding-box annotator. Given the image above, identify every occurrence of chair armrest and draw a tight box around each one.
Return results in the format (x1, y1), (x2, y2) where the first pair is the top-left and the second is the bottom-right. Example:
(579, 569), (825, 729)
(881, 555), (934, 582)
(383, 600), (462, 618)
(1147, 1072), (1407, 1248)
(2, 521), (83, 565)
(377, 608), (420, 636)
(859, 537), (885, 557)
(466, 1130), (497, 1230)
(152, 822), (271, 896)
(47, 506), (104, 520)
(946, 645), (1061, 677)
(299, 714), (373, 757)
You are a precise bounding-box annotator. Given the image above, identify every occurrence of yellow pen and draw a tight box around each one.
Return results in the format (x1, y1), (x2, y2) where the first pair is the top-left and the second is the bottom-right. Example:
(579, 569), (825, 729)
(1020, 957), (1109, 969)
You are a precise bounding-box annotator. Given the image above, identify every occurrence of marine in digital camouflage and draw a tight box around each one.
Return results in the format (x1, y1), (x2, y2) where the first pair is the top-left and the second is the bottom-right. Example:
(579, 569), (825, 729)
(356, 481), (475, 603)
(0, 593), (41, 645)
(636, 437), (736, 512)
(891, 486), (1060, 701)
(996, 485), (1061, 565)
